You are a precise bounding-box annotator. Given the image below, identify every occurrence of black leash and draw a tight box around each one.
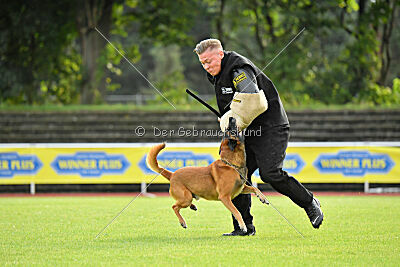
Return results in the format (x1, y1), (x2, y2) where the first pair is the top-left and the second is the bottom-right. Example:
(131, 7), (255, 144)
(186, 89), (221, 118)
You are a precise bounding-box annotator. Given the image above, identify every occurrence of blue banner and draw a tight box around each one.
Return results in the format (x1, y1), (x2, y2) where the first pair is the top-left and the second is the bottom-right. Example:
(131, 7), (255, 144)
(51, 152), (130, 177)
(138, 151), (215, 174)
(0, 152), (43, 178)
(253, 153), (305, 177)
(314, 150), (395, 176)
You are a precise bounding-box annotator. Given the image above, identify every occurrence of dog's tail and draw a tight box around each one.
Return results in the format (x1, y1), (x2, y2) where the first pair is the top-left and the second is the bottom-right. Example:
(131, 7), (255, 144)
(146, 143), (173, 180)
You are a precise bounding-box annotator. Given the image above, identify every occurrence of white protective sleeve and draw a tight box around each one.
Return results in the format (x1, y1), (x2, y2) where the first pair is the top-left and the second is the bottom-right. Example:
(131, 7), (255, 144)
(220, 90), (268, 131)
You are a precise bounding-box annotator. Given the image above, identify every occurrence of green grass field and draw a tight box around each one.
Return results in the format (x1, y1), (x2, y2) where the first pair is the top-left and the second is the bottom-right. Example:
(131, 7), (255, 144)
(1, 195), (399, 266)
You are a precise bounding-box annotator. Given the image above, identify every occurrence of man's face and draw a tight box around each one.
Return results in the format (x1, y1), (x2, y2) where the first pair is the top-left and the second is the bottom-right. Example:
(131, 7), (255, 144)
(198, 48), (224, 76)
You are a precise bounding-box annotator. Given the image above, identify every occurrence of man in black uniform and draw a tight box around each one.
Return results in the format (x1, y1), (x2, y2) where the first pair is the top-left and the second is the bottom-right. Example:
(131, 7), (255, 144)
(194, 38), (324, 236)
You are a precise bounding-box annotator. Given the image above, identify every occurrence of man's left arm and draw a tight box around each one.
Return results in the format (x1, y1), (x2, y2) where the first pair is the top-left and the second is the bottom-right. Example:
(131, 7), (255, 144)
(220, 66), (268, 131)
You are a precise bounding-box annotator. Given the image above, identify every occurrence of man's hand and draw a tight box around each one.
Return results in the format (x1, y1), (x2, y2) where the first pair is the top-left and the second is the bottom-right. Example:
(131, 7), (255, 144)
(220, 110), (247, 131)
(219, 91), (268, 132)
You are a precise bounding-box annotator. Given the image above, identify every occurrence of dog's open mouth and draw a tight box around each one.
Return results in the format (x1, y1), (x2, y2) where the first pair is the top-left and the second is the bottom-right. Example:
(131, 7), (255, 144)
(224, 117), (243, 151)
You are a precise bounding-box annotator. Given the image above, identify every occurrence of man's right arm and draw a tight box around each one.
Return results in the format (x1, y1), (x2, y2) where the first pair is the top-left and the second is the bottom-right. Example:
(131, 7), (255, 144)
(219, 66), (268, 131)
(232, 66), (259, 93)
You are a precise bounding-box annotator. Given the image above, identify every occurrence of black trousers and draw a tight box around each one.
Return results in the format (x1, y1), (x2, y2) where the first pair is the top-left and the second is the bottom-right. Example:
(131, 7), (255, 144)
(231, 125), (313, 229)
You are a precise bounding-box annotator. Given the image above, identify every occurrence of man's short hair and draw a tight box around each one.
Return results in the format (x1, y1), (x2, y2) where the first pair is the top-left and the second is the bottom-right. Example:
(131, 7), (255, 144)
(193, 39), (223, 55)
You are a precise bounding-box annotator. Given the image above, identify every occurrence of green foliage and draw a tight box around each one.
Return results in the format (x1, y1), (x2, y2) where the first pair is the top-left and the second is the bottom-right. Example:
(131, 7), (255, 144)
(338, 0), (359, 12)
(150, 71), (189, 106)
(0, 0), (398, 107)
(365, 78), (400, 106)
(39, 45), (82, 104)
(133, 0), (198, 46)
(206, 0), (400, 107)
(99, 41), (141, 93)
(0, 0), (77, 104)
(96, 0), (200, 103)
(147, 45), (189, 106)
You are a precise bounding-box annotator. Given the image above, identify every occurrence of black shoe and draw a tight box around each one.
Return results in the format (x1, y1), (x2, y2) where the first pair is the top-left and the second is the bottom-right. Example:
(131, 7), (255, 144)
(222, 225), (256, 236)
(305, 198), (324, 229)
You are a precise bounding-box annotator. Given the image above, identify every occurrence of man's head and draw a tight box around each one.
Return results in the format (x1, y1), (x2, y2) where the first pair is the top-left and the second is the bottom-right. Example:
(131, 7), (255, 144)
(194, 39), (224, 76)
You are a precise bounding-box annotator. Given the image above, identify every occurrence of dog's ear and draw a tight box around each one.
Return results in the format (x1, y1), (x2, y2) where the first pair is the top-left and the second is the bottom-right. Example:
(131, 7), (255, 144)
(228, 139), (237, 151)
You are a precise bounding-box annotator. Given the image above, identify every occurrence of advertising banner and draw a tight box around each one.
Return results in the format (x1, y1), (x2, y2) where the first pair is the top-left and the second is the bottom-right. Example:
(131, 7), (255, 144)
(0, 143), (399, 184)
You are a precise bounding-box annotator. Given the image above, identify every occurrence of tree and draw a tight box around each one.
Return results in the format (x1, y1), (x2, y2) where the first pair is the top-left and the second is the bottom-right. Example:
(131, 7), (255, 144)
(335, 0), (399, 103)
(75, 0), (118, 104)
(0, 0), (77, 104)
(204, 0), (400, 105)
(1, 0), (398, 106)
(102, 0), (199, 104)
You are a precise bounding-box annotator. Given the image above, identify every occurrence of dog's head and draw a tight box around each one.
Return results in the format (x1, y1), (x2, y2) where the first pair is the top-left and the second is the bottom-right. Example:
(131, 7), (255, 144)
(220, 117), (245, 152)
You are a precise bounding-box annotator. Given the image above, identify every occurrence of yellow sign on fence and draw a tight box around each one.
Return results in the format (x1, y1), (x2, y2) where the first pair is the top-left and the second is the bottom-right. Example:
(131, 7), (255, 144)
(0, 143), (399, 184)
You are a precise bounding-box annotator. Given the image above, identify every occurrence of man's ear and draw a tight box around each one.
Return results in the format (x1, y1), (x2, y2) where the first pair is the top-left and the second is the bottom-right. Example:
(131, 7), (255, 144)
(219, 49), (224, 58)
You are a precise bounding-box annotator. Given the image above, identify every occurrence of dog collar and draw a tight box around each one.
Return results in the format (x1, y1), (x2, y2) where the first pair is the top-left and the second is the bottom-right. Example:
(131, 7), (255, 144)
(221, 159), (247, 181)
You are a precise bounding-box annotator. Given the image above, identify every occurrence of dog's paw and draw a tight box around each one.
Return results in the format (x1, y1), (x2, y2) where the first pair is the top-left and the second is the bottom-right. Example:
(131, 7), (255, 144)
(257, 195), (269, 205)
(260, 197), (269, 205)
(180, 222), (187, 229)
(190, 204), (197, 211)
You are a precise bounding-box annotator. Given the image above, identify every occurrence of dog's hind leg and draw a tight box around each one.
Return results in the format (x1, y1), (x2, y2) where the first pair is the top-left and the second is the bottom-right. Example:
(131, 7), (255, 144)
(170, 185), (193, 228)
(218, 195), (247, 233)
(241, 185), (269, 205)
(172, 204), (188, 228)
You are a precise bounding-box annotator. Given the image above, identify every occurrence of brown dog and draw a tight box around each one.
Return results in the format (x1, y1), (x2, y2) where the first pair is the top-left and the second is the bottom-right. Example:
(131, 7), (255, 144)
(146, 119), (268, 233)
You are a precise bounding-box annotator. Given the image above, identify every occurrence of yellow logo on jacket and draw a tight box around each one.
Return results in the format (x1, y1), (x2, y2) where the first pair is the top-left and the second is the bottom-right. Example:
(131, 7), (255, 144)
(233, 72), (247, 87)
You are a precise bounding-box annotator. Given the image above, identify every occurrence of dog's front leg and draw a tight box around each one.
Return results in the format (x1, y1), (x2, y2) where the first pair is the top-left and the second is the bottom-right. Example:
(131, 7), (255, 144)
(241, 185), (269, 205)
(218, 195), (247, 233)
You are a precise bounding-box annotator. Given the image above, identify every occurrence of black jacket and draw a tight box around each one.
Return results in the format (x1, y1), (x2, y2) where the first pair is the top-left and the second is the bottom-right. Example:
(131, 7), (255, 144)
(207, 51), (289, 130)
